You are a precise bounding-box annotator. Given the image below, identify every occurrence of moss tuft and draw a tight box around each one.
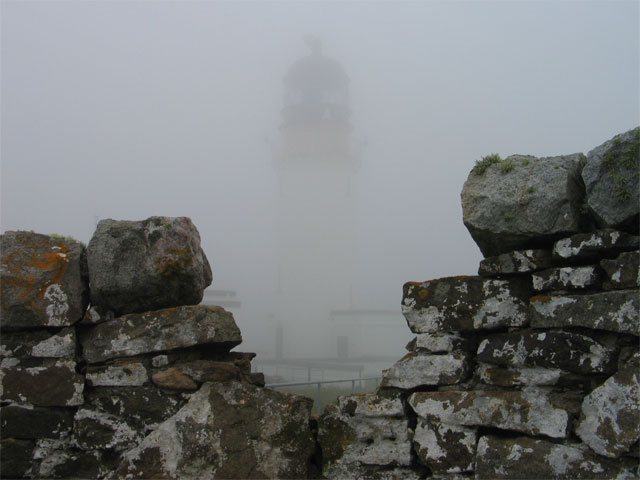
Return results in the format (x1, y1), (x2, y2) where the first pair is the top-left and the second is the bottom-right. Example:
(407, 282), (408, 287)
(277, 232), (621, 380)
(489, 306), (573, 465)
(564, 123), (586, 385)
(472, 153), (502, 175)
(601, 129), (639, 203)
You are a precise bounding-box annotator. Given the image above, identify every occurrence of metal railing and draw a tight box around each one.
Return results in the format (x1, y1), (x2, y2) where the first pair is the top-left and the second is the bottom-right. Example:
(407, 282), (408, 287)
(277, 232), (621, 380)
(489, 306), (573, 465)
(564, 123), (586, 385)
(266, 377), (382, 413)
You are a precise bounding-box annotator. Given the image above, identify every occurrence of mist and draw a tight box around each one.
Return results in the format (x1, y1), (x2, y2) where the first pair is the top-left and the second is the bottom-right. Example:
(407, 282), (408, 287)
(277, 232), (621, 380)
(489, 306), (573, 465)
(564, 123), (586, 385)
(2, 1), (638, 370)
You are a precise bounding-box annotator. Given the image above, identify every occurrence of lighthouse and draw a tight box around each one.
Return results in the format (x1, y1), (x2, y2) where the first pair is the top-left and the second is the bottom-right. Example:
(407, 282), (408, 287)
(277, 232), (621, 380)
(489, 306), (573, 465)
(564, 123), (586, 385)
(272, 37), (360, 359)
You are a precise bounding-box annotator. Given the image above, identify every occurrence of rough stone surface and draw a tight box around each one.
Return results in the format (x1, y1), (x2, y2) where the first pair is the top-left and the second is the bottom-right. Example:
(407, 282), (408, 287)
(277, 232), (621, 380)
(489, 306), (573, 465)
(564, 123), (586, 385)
(476, 330), (616, 374)
(582, 127), (639, 231)
(478, 249), (554, 276)
(402, 277), (529, 333)
(1, 404), (74, 439)
(413, 419), (476, 473)
(575, 353), (640, 458)
(319, 392), (412, 476)
(381, 351), (469, 389)
(31, 438), (117, 480)
(461, 153), (585, 257)
(74, 408), (141, 451)
(152, 360), (248, 391)
(0, 438), (36, 478)
(1, 360), (84, 406)
(1, 231), (88, 329)
(530, 290), (639, 335)
(115, 381), (315, 479)
(408, 389), (569, 438)
(80, 305), (242, 363)
(477, 363), (565, 387)
(151, 368), (199, 390)
(532, 265), (601, 292)
(407, 333), (473, 353)
(87, 216), (212, 315)
(1, 327), (76, 362)
(552, 229), (639, 262)
(601, 250), (640, 290)
(475, 435), (637, 479)
(83, 386), (184, 435)
(86, 362), (149, 387)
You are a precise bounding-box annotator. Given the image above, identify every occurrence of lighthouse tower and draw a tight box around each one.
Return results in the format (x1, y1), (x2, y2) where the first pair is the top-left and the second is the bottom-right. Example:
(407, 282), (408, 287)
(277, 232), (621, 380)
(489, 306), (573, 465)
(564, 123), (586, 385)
(272, 37), (360, 359)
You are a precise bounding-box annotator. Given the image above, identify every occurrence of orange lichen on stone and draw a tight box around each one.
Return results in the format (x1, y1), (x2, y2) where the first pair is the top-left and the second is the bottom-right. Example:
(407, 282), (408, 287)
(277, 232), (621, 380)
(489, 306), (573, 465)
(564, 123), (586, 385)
(417, 289), (430, 300)
(529, 295), (552, 303)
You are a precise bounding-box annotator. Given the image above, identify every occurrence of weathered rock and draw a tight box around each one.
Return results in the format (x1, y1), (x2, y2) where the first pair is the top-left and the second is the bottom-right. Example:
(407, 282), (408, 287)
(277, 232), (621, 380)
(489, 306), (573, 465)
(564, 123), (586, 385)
(413, 419), (476, 473)
(461, 153), (585, 257)
(1, 327), (76, 362)
(74, 408), (140, 451)
(152, 360), (246, 391)
(530, 290), (639, 335)
(1, 360), (84, 406)
(84, 386), (184, 435)
(532, 265), (602, 292)
(80, 305), (242, 363)
(477, 363), (565, 387)
(80, 304), (115, 325)
(0, 438), (35, 478)
(575, 353), (640, 458)
(475, 435), (637, 479)
(32, 438), (118, 479)
(406, 333), (473, 353)
(582, 127), (639, 231)
(478, 249), (554, 276)
(476, 330), (616, 374)
(601, 251), (640, 290)
(151, 368), (198, 390)
(381, 351), (469, 389)
(552, 229), (639, 262)
(408, 388), (569, 438)
(1, 231), (88, 329)
(402, 277), (529, 333)
(86, 362), (149, 387)
(1, 404), (74, 439)
(115, 381), (315, 479)
(319, 392), (412, 475)
(321, 463), (424, 480)
(87, 216), (212, 315)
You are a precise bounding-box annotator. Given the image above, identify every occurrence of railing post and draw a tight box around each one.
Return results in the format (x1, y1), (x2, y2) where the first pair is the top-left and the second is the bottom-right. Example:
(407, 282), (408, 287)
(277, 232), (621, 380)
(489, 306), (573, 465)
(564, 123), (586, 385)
(316, 382), (321, 413)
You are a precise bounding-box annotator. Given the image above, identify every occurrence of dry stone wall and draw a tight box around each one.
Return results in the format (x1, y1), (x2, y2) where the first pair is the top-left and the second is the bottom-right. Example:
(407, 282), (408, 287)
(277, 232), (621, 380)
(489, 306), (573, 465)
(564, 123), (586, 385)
(1, 217), (316, 479)
(318, 128), (639, 479)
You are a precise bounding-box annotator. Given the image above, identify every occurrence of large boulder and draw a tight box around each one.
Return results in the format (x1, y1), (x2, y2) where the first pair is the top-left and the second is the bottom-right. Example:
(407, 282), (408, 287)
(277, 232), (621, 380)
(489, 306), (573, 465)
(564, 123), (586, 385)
(80, 305), (242, 364)
(87, 216), (212, 315)
(582, 127), (639, 232)
(114, 381), (315, 479)
(1, 231), (88, 329)
(461, 154), (585, 257)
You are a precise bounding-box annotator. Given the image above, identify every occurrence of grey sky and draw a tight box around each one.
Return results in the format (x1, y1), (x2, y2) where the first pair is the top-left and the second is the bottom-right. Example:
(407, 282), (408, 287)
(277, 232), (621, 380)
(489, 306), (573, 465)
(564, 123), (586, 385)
(2, 1), (638, 356)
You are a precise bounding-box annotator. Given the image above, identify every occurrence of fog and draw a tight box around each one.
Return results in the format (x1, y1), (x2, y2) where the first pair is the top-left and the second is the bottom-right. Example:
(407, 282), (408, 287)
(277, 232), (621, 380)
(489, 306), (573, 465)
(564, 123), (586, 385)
(2, 1), (638, 368)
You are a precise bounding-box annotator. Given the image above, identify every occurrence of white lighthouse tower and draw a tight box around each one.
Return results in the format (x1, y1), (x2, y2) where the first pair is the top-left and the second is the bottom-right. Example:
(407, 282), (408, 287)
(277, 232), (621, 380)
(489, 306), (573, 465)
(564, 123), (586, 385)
(272, 37), (360, 359)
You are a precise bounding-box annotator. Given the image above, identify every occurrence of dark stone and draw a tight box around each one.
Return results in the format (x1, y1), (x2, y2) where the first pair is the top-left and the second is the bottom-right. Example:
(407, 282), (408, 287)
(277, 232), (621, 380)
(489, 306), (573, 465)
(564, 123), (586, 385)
(1, 404), (74, 439)
(0, 438), (35, 478)
(381, 351), (469, 388)
(475, 434), (638, 479)
(413, 419), (476, 473)
(1, 360), (84, 406)
(601, 250), (640, 290)
(552, 229), (639, 263)
(80, 305), (242, 363)
(530, 290), (639, 336)
(0, 327), (76, 361)
(532, 265), (602, 292)
(477, 330), (617, 375)
(1, 231), (88, 329)
(87, 216), (212, 315)
(74, 408), (140, 451)
(402, 276), (530, 333)
(478, 249), (553, 276)
(114, 381), (315, 479)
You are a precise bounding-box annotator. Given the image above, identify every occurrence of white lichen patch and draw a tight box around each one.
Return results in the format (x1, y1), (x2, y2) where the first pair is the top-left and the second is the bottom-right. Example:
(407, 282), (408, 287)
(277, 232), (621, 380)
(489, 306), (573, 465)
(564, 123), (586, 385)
(531, 296), (576, 316)
(31, 331), (75, 358)
(474, 281), (527, 329)
(44, 284), (69, 326)
(75, 409), (140, 450)
(553, 234), (603, 259)
(86, 362), (148, 387)
(544, 444), (585, 475)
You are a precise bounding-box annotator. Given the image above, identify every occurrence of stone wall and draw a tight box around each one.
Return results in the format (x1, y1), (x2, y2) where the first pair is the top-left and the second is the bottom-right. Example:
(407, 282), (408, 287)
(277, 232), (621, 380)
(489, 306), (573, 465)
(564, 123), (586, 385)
(1, 217), (316, 479)
(317, 128), (639, 479)
(1, 127), (638, 479)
